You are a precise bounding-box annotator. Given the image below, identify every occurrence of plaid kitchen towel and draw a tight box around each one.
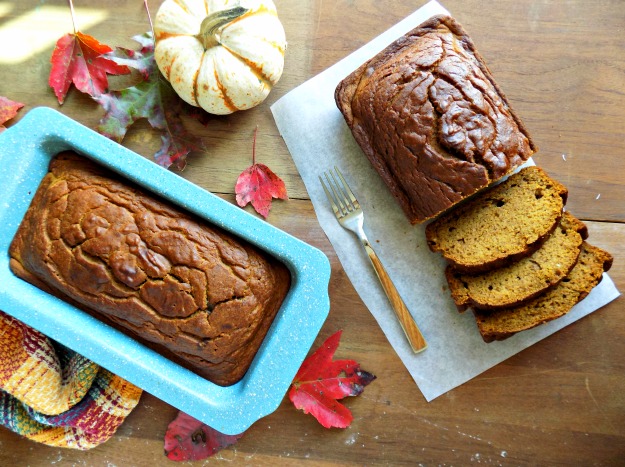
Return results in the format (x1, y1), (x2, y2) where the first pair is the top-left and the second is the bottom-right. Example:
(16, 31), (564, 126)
(0, 310), (142, 450)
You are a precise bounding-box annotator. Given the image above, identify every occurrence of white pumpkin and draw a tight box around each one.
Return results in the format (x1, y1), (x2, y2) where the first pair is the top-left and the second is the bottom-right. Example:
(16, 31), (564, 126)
(153, 0), (287, 115)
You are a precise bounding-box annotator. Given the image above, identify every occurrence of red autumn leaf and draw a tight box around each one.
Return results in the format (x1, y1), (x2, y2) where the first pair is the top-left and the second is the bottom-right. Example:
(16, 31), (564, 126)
(94, 33), (203, 170)
(0, 96), (24, 133)
(236, 163), (288, 217)
(235, 128), (288, 217)
(164, 411), (243, 462)
(49, 31), (130, 104)
(289, 330), (376, 429)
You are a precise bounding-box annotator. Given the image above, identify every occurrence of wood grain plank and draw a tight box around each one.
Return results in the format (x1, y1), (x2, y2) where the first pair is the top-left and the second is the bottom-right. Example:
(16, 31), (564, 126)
(1, 0), (624, 464)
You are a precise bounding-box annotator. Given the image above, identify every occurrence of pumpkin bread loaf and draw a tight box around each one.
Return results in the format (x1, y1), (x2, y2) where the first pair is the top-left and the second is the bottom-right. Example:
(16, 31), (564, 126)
(473, 242), (613, 342)
(425, 166), (568, 273)
(9, 152), (291, 386)
(445, 211), (588, 311)
(335, 15), (536, 224)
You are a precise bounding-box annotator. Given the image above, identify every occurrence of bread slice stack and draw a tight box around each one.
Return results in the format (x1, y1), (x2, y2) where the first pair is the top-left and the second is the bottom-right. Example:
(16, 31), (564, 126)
(426, 166), (613, 342)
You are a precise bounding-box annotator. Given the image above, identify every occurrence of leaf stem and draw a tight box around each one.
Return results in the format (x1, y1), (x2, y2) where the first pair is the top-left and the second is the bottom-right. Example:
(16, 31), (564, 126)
(143, 0), (155, 40)
(68, 0), (77, 34)
(252, 125), (258, 165)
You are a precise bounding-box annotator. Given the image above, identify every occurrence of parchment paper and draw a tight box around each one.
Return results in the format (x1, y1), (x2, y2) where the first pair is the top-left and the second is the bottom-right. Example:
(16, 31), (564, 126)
(270, 0), (621, 401)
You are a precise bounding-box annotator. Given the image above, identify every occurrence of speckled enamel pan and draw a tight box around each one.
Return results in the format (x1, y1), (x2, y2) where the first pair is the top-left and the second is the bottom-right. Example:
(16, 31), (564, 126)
(0, 107), (331, 435)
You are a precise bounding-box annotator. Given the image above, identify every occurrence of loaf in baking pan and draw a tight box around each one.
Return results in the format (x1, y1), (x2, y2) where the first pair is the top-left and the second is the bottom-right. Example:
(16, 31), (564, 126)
(335, 15), (536, 224)
(9, 152), (291, 386)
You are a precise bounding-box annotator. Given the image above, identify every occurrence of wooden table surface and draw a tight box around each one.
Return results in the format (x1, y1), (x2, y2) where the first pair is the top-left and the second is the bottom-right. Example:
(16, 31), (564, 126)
(1, 0), (624, 465)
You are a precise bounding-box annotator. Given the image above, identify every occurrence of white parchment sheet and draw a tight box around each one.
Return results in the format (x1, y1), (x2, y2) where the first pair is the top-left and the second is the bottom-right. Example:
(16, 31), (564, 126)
(271, 0), (620, 401)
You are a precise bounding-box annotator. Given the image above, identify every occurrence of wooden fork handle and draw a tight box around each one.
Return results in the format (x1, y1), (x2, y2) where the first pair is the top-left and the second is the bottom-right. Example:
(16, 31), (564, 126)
(363, 242), (427, 353)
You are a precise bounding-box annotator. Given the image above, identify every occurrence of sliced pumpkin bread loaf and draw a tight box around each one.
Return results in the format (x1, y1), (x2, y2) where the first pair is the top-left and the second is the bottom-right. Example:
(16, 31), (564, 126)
(446, 211), (588, 311)
(473, 242), (613, 342)
(426, 166), (568, 273)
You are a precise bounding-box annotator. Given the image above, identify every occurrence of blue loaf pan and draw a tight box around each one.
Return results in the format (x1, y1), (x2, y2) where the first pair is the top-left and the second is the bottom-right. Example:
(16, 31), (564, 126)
(0, 107), (331, 435)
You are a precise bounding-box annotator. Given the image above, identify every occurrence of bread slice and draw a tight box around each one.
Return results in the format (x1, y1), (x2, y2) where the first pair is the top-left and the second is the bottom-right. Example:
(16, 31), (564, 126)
(446, 211), (588, 311)
(473, 242), (613, 342)
(426, 166), (568, 273)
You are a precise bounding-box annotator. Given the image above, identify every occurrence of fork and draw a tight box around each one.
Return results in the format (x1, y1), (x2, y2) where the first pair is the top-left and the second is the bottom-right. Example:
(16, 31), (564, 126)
(319, 167), (427, 353)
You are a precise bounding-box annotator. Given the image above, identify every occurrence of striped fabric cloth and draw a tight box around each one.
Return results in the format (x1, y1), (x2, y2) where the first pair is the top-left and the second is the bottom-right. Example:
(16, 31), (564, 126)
(0, 311), (142, 450)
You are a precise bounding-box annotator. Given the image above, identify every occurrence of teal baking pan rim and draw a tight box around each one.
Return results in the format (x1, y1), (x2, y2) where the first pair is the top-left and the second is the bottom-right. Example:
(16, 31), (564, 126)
(0, 107), (331, 435)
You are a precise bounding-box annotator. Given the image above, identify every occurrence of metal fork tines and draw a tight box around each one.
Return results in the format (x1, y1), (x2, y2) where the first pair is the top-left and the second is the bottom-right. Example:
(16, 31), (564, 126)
(319, 167), (427, 353)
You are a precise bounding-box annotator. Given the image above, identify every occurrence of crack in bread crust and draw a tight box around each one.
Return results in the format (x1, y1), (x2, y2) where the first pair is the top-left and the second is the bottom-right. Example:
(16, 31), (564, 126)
(335, 15), (536, 223)
(9, 152), (291, 386)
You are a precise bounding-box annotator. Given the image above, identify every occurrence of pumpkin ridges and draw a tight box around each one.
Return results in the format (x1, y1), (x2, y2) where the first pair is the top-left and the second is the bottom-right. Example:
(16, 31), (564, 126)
(192, 51), (205, 108)
(224, 8), (280, 37)
(169, 51), (200, 106)
(155, 31), (186, 42)
(228, 14), (250, 27)
(172, 0), (193, 16)
(268, 39), (287, 56)
(219, 12), (286, 76)
(164, 52), (177, 82)
(154, 0), (285, 115)
(209, 4), (277, 42)
(212, 61), (238, 113)
(219, 43), (274, 87)
(253, 4), (279, 17)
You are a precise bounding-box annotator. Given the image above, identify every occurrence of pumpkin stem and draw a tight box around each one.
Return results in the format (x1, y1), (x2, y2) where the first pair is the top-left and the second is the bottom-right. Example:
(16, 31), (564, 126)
(198, 5), (249, 49)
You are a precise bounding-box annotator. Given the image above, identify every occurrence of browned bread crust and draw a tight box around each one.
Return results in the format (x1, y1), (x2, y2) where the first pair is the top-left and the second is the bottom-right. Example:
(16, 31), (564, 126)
(9, 152), (291, 386)
(425, 166), (568, 273)
(446, 211), (588, 311)
(473, 242), (613, 342)
(335, 15), (536, 224)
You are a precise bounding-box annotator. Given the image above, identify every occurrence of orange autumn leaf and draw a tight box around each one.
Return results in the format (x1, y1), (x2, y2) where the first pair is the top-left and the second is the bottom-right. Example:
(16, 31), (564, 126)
(49, 31), (130, 104)
(0, 96), (24, 133)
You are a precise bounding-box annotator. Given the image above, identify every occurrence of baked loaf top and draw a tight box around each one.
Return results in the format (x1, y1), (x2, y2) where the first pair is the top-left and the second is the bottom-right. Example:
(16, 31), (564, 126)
(446, 211), (587, 311)
(473, 242), (613, 342)
(9, 152), (291, 386)
(335, 15), (536, 224)
(425, 166), (568, 273)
